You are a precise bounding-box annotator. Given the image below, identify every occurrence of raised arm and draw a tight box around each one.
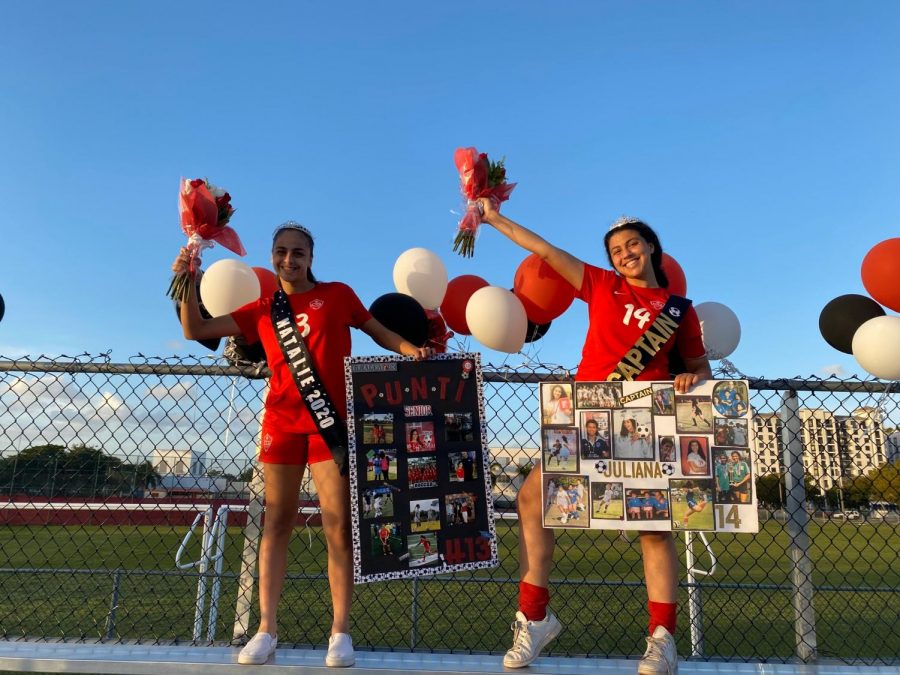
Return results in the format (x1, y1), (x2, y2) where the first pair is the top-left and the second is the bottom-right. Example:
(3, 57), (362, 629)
(478, 197), (585, 290)
(172, 248), (242, 341)
(360, 318), (434, 360)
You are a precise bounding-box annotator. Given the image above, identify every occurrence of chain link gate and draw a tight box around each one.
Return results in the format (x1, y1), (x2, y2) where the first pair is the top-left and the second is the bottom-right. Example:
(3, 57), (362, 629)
(0, 355), (897, 665)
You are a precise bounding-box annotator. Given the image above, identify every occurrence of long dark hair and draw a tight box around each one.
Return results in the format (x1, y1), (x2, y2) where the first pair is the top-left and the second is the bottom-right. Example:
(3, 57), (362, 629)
(272, 223), (317, 283)
(603, 219), (669, 289)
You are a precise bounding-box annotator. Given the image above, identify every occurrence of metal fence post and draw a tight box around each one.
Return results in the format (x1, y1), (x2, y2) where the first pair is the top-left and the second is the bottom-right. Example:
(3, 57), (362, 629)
(779, 389), (818, 662)
(683, 532), (704, 657)
(105, 568), (123, 640)
(410, 577), (419, 649)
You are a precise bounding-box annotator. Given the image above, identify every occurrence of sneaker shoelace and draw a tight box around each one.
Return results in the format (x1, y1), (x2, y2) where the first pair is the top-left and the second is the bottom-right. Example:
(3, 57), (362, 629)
(509, 619), (532, 655)
(643, 635), (667, 662)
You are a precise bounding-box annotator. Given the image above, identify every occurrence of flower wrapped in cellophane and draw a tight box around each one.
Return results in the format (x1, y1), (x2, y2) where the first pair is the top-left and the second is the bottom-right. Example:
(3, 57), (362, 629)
(167, 178), (245, 300)
(452, 147), (516, 257)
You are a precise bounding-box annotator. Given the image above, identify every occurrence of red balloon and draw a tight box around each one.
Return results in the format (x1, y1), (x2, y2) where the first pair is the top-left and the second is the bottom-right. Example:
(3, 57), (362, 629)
(513, 254), (576, 324)
(661, 253), (687, 297)
(441, 275), (489, 335)
(253, 267), (279, 298)
(425, 309), (452, 353)
(862, 238), (900, 312)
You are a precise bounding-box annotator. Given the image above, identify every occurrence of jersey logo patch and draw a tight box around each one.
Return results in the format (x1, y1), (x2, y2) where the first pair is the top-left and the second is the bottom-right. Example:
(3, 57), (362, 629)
(668, 307), (681, 318)
(650, 300), (665, 310)
(309, 299), (325, 310)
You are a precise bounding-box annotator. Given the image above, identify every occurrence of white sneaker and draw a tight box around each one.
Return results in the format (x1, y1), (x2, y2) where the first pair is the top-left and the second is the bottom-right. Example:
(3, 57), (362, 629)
(638, 626), (678, 674)
(502, 610), (562, 668)
(325, 632), (355, 667)
(238, 631), (277, 665)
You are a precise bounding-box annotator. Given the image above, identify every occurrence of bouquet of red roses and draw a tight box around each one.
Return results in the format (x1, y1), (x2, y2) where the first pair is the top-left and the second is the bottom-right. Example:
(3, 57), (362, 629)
(167, 178), (245, 301)
(452, 147), (516, 257)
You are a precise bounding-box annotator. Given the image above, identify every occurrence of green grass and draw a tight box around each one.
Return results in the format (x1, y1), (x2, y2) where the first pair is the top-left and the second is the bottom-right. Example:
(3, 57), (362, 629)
(0, 519), (897, 661)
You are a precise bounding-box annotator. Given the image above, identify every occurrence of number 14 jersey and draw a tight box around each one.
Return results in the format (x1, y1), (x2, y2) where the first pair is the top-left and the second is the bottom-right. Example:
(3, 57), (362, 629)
(574, 264), (705, 382)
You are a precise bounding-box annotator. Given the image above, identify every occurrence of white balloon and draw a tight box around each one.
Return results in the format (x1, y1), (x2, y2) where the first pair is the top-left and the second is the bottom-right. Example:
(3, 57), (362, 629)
(392, 248), (448, 310)
(695, 301), (741, 360)
(466, 286), (528, 353)
(199, 259), (261, 317)
(852, 315), (900, 380)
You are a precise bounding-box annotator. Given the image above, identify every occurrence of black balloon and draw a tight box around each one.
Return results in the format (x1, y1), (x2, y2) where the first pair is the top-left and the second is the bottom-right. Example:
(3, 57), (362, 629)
(819, 294), (885, 354)
(524, 319), (551, 343)
(174, 280), (221, 353)
(369, 293), (428, 347)
(0, 293), (4, 323)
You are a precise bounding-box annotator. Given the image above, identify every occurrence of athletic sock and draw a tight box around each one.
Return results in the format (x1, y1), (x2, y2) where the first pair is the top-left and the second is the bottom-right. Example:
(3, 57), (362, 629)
(648, 600), (677, 635)
(519, 581), (549, 622)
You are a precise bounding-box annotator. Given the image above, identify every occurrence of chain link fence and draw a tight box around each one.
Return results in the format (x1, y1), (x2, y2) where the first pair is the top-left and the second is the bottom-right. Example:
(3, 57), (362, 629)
(0, 354), (897, 665)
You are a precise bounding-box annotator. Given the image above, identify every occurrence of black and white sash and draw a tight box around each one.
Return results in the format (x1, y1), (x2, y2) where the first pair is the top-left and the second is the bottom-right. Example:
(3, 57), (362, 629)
(606, 295), (691, 382)
(271, 288), (349, 474)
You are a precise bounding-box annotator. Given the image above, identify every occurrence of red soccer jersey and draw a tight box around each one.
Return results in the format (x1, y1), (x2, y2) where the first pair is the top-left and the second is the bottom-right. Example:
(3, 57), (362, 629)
(231, 281), (372, 434)
(575, 264), (705, 382)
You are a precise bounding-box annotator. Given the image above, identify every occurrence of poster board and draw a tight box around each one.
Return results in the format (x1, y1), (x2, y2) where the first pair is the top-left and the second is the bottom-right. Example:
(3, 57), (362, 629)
(346, 353), (498, 583)
(540, 379), (758, 533)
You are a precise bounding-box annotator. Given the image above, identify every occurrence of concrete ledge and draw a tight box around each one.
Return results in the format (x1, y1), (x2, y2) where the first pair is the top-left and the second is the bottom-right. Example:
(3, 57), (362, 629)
(0, 641), (894, 675)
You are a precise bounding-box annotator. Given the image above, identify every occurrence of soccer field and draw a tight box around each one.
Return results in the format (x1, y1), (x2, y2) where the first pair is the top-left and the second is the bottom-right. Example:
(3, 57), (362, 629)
(591, 498), (624, 520)
(0, 519), (896, 660)
(671, 500), (714, 530)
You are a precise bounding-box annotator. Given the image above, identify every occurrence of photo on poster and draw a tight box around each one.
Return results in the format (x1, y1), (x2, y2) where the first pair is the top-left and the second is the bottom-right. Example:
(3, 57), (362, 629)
(670, 480), (715, 531)
(366, 449), (398, 482)
(406, 421), (436, 453)
(575, 382), (623, 409)
(448, 451), (479, 482)
(408, 455), (438, 488)
(444, 413), (475, 442)
(712, 381), (750, 418)
(541, 382), (575, 425)
(445, 492), (477, 526)
(651, 383), (676, 415)
(625, 488), (670, 522)
(541, 427), (579, 472)
(610, 408), (654, 460)
(406, 532), (440, 567)
(371, 522), (405, 558)
(361, 413), (393, 445)
(680, 437), (710, 476)
(361, 486), (395, 519)
(713, 448), (752, 505)
(543, 475), (589, 528)
(657, 435), (676, 463)
(591, 481), (623, 520)
(579, 411), (611, 459)
(714, 418), (749, 447)
(675, 396), (713, 433)
(410, 497), (441, 533)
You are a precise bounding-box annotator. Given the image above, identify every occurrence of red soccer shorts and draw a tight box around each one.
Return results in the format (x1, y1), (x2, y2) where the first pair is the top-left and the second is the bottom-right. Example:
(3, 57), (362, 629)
(258, 424), (332, 465)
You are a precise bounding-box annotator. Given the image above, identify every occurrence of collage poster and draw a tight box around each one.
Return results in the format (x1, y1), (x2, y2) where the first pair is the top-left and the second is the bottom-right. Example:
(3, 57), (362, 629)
(346, 353), (498, 583)
(540, 380), (759, 533)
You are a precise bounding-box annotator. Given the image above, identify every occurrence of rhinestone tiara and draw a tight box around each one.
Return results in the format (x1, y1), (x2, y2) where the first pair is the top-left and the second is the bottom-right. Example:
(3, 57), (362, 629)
(272, 220), (314, 240)
(609, 215), (645, 231)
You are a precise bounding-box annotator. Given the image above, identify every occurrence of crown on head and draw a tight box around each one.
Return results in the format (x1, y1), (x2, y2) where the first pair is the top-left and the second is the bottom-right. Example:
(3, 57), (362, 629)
(272, 220), (314, 240)
(609, 215), (646, 231)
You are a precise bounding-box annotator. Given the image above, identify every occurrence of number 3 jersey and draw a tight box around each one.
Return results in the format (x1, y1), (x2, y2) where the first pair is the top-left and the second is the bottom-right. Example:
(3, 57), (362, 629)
(575, 264), (705, 382)
(231, 282), (372, 434)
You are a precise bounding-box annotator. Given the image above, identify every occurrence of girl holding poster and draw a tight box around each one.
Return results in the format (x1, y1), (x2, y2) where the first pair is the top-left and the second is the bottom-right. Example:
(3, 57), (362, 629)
(173, 222), (432, 667)
(477, 199), (711, 675)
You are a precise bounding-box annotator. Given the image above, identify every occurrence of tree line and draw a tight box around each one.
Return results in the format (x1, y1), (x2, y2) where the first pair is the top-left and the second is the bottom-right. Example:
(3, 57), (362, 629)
(0, 444), (161, 498)
(755, 460), (900, 510)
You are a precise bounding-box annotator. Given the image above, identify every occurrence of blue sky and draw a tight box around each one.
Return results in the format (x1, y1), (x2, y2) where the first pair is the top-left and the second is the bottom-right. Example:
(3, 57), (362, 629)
(1, 2), (898, 379)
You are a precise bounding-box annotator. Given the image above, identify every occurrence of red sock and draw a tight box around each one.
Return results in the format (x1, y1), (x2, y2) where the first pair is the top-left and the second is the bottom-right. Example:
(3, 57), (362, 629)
(518, 581), (549, 621)
(648, 601), (677, 635)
